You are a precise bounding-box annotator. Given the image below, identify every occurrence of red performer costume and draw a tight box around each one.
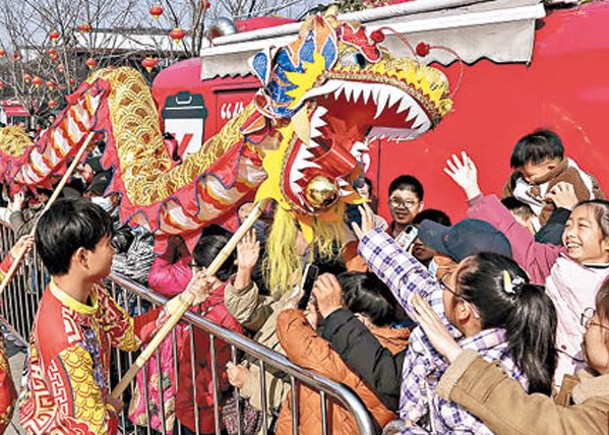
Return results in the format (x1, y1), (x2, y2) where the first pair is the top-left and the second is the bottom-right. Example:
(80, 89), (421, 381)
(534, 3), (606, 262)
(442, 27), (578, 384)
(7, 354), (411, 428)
(19, 280), (168, 434)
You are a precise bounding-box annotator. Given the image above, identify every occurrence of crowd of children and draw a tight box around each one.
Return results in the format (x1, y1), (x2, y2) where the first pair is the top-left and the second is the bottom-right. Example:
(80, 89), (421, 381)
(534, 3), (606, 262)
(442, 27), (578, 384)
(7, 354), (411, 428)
(0, 127), (607, 434)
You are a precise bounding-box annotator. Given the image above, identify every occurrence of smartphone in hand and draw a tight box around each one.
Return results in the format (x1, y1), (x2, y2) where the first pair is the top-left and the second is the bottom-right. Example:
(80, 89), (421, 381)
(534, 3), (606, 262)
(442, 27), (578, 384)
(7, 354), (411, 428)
(298, 264), (320, 310)
(395, 225), (418, 250)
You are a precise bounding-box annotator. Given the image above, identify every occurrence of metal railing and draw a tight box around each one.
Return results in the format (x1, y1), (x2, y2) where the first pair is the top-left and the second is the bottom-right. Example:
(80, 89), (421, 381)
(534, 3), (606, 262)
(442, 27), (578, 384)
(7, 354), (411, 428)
(0, 222), (376, 435)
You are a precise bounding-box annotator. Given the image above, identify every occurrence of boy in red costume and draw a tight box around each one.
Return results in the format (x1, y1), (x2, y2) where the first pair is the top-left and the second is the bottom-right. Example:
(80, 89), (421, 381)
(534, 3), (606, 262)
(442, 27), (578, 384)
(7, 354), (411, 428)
(19, 198), (209, 434)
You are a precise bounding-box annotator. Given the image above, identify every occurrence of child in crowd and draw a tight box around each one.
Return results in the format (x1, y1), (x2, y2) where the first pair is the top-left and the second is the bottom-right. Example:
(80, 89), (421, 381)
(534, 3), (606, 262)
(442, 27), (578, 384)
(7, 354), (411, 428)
(19, 198), (208, 434)
(0, 235), (34, 434)
(276, 271), (409, 433)
(412, 276), (609, 435)
(502, 129), (604, 228)
(351, 203), (557, 433)
(387, 175), (424, 239)
(174, 234), (244, 435)
(446, 152), (609, 385)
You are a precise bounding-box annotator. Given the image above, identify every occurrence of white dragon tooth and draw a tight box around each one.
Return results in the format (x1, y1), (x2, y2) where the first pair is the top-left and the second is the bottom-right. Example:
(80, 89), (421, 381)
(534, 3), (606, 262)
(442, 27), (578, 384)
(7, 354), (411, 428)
(339, 188), (351, 197)
(300, 147), (315, 162)
(374, 88), (389, 119)
(315, 106), (328, 118)
(351, 86), (362, 103)
(387, 91), (402, 109)
(297, 160), (322, 170)
(291, 183), (303, 194)
(344, 84), (353, 103)
(396, 96), (412, 114)
(334, 86), (344, 99)
(372, 85), (381, 106)
(309, 139), (320, 148)
(291, 168), (305, 183)
(361, 86), (372, 105)
(337, 178), (349, 187)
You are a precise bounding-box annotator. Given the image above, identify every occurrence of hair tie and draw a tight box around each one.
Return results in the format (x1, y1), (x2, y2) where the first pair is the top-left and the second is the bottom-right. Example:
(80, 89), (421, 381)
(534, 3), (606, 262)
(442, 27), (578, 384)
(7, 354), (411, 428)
(502, 271), (524, 295)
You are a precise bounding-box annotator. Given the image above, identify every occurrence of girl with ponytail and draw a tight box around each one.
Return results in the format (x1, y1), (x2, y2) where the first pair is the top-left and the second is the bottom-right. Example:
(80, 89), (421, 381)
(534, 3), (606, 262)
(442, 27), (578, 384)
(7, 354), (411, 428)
(442, 253), (557, 395)
(412, 276), (609, 435)
(351, 204), (558, 433)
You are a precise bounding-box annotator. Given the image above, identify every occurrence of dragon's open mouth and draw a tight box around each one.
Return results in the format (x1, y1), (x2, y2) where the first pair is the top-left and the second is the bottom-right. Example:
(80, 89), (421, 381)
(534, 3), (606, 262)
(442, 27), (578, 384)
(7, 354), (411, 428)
(282, 77), (434, 212)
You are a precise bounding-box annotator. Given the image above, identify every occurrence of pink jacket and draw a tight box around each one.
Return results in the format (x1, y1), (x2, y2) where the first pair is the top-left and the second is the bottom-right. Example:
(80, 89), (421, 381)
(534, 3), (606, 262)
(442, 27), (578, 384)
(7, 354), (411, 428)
(148, 255), (192, 297)
(467, 194), (564, 284)
(467, 195), (609, 384)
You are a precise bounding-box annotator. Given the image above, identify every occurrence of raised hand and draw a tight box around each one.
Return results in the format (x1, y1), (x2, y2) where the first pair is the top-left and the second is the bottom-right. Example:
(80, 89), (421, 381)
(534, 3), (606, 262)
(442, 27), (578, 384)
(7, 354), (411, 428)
(234, 229), (260, 290)
(226, 362), (250, 389)
(183, 269), (215, 306)
(412, 292), (463, 363)
(351, 202), (376, 239)
(545, 181), (578, 210)
(11, 235), (35, 259)
(312, 273), (343, 318)
(444, 151), (481, 200)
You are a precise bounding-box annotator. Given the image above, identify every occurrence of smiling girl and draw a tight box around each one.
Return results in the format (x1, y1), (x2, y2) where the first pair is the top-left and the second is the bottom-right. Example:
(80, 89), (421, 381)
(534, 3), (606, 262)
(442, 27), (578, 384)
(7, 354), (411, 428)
(446, 152), (609, 385)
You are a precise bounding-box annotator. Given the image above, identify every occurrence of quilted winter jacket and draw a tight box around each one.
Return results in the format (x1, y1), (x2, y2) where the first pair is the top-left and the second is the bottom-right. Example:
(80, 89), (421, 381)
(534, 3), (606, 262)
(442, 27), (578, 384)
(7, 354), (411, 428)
(275, 309), (402, 434)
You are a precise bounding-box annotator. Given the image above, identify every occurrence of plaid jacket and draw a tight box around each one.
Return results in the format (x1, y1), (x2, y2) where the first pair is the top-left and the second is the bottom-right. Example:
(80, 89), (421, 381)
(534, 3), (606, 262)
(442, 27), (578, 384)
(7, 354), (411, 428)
(359, 229), (528, 433)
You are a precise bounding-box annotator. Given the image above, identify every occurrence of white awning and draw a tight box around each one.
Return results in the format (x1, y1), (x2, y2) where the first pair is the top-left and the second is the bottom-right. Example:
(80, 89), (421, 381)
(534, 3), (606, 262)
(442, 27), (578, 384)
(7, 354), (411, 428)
(200, 0), (546, 79)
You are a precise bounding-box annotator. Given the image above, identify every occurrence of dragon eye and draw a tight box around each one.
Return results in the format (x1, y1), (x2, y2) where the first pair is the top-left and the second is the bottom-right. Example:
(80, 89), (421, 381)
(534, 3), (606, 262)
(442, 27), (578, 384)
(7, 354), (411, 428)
(355, 53), (366, 69)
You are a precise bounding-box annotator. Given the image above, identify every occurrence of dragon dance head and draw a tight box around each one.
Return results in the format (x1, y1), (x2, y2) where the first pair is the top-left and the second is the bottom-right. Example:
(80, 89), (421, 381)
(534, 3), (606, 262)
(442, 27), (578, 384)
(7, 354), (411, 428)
(246, 7), (453, 292)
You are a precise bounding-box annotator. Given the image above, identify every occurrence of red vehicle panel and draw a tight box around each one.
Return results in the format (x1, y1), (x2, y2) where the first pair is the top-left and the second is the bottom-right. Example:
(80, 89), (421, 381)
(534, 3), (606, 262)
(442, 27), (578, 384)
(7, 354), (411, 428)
(152, 2), (609, 223)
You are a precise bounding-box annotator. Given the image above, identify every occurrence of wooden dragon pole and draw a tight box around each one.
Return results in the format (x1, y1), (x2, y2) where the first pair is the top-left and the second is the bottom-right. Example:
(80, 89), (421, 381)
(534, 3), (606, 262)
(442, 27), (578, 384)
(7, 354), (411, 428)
(0, 131), (96, 295)
(110, 197), (270, 399)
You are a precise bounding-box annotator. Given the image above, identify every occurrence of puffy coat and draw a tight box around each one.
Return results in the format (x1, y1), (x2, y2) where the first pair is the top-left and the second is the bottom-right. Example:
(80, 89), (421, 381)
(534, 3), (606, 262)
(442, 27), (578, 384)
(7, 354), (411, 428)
(275, 309), (403, 434)
(436, 350), (609, 435)
(128, 252), (192, 433)
(322, 308), (409, 411)
(175, 281), (244, 433)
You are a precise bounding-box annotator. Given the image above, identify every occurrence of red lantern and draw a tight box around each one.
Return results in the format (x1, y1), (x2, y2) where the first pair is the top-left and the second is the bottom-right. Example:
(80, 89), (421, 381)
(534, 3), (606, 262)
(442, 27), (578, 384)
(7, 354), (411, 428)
(85, 58), (97, 69)
(0, 81), (4, 90)
(46, 80), (56, 89)
(0, 49), (6, 57)
(48, 100), (57, 109)
(49, 30), (60, 44)
(169, 28), (185, 44)
(23, 74), (32, 83)
(48, 48), (57, 56)
(32, 76), (43, 88)
(150, 5), (163, 20)
(11, 52), (19, 61)
(51, 54), (59, 62)
(141, 56), (159, 73)
(202, 0), (211, 10)
(77, 23), (92, 33)
(69, 78), (76, 87)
